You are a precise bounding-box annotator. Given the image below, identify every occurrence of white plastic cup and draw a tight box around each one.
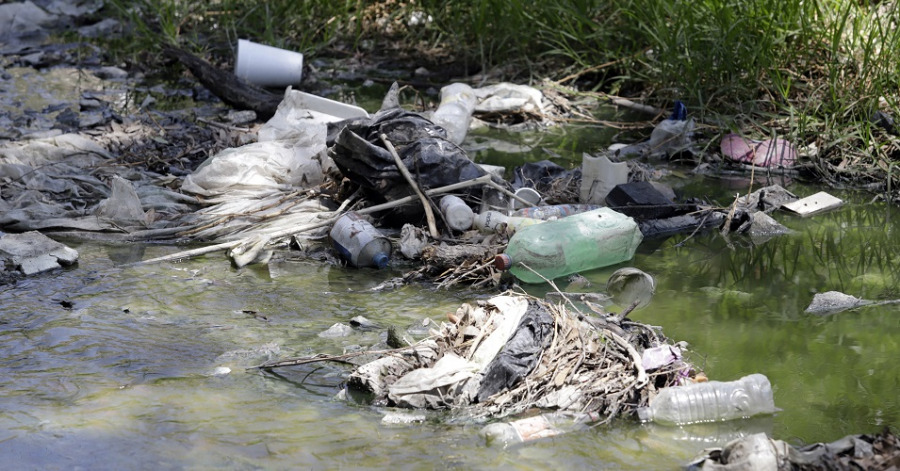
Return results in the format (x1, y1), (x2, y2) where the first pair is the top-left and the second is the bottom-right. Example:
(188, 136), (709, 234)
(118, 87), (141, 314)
(235, 39), (304, 88)
(511, 187), (542, 210)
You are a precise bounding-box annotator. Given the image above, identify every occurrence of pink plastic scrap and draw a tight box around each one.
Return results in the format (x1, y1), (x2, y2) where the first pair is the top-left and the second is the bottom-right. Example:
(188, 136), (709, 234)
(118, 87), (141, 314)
(720, 133), (798, 167)
(641, 345), (682, 371)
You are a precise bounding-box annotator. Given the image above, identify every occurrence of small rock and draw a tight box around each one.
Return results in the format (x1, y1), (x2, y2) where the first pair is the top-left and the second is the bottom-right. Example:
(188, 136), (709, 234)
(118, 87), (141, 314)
(0, 231), (79, 275)
(77, 18), (120, 38)
(226, 110), (257, 125)
(93, 66), (128, 80)
(349, 316), (378, 330)
(319, 323), (354, 338)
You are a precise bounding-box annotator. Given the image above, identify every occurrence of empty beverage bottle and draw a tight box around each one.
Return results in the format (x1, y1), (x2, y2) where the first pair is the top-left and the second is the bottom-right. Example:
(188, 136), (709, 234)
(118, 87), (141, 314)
(329, 212), (392, 268)
(430, 83), (476, 145)
(439, 195), (474, 231)
(511, 204), (600, 220)
(481, 411), (596, 446)
(494, 207), (642, 284)
(637, 374), (777, 425)
(473, 211), (543, 234)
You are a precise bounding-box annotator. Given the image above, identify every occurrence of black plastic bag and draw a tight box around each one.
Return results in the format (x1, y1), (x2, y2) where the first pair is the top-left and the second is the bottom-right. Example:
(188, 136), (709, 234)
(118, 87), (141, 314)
(476, 301), (555, 403)
(330, 84), (488, 223)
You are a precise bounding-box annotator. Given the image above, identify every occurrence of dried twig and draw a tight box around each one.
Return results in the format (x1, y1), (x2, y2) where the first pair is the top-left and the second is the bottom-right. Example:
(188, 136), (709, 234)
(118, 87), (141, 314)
(380, 133), (440, 239)
(131, 174), (495, 266)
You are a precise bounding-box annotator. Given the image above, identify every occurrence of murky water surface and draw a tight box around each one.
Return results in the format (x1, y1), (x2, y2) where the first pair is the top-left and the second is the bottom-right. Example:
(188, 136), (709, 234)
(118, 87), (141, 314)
(1, 105), (898, 468)
(3, 177), (897, 469)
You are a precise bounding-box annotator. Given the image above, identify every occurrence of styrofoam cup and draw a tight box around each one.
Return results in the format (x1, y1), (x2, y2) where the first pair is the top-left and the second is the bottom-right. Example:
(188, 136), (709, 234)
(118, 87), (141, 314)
(235, 39), (303, 88)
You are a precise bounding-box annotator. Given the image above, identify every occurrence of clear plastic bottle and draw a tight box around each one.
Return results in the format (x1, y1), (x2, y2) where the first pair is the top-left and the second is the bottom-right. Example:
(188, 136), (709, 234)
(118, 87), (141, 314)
(481, 412), (593, 446)
(329, 212), (392, 268)
(430, 83), (476, 145)
(473, 211), (543, 234)
(494, 207), (643, 284)
(637, 374), (777, 425)
(511, 204), (600, 220)
(439, 195), (474, 231)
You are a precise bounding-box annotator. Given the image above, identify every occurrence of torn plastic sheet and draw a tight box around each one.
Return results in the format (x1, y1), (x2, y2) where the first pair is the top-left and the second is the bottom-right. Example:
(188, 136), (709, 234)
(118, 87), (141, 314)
(388, 353), (478, 409)
(178, 89), (341, 242)
(476, 301), (555, 402)
(721, 133), (798, 168)
(474, 83), (545, 116)
(0, 230), (78, 275)
(0, 134), (194, 233)
(181, 122), (330, 200)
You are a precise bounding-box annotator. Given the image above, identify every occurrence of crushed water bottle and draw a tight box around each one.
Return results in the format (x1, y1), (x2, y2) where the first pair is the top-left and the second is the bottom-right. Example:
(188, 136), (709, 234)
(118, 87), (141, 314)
(494, 207), (642, 284)
(330, 212), (392, 268)
(637, 374), (777, 425)
(481, 412), (594, 446)
(430, 83), (476, 145)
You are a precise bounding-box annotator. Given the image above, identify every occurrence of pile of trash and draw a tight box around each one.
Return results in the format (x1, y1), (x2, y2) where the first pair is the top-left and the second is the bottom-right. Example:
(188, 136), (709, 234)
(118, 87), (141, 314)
(256, 288), (712, 442)
(344, 292), (671, 419)
(687, 428), (900, 470)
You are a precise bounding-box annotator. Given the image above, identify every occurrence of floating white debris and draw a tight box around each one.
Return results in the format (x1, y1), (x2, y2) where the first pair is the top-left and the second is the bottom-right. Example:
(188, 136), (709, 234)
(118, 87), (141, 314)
(782, 192), (843, 217)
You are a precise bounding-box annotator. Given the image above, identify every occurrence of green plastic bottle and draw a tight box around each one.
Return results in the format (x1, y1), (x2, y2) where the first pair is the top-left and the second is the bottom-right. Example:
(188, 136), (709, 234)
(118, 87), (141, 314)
(494, 207), (643, 284)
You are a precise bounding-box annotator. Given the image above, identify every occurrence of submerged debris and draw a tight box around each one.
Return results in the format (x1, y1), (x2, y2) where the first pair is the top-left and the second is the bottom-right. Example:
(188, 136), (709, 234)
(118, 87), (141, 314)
(687, 428), (900, 471)
(339, 292), (695, 425)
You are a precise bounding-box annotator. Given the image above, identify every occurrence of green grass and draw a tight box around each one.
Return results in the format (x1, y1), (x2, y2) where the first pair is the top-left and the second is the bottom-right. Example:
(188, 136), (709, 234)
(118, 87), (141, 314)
(100, 0), (900, 188)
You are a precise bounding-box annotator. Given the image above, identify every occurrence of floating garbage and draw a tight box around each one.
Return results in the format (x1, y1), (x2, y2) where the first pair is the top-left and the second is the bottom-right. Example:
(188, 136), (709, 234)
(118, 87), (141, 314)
(782, 191), (844, 217)
(313, 293), (691, 430)
(494, 208), (643, 284)
(605, 181), (682, 221)
(329, 212), (392, 269)
(638, 374), (778, 426)
(606, 267), (656, 309)
(687, 429), (900, 470)
(430, 83), (477, 145)
(511, 204), (600, 220)
(473, 211), (543, 234)
(580, 153), (629, 204)
(439, 195), (474, 232)
(720, 133), (798, 167)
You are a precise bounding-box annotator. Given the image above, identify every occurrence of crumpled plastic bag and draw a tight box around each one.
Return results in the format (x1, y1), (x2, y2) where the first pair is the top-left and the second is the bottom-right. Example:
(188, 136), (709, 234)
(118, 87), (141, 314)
(181, 116), (329, 201)
(474, 82), (544, 116)
(721, 133), (798, 167)
(331, 83), (488, 222)
(178, 89), (344, 243)
(388, 353), (478, 409)
(476, 301), (555, 402)
(95, 175), (146, 225)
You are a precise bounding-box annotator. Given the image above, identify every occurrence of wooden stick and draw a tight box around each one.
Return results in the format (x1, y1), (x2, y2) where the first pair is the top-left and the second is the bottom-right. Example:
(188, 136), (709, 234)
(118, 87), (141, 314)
(130, 174), (496, 266)
(250, 345), (421, 370)
(380, 133), (440, 239)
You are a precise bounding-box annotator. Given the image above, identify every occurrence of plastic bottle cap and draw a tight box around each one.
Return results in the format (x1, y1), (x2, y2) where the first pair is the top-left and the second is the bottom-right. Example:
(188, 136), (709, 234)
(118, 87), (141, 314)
(373, 253), (389, 269)
(494, 254), (512, 271)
